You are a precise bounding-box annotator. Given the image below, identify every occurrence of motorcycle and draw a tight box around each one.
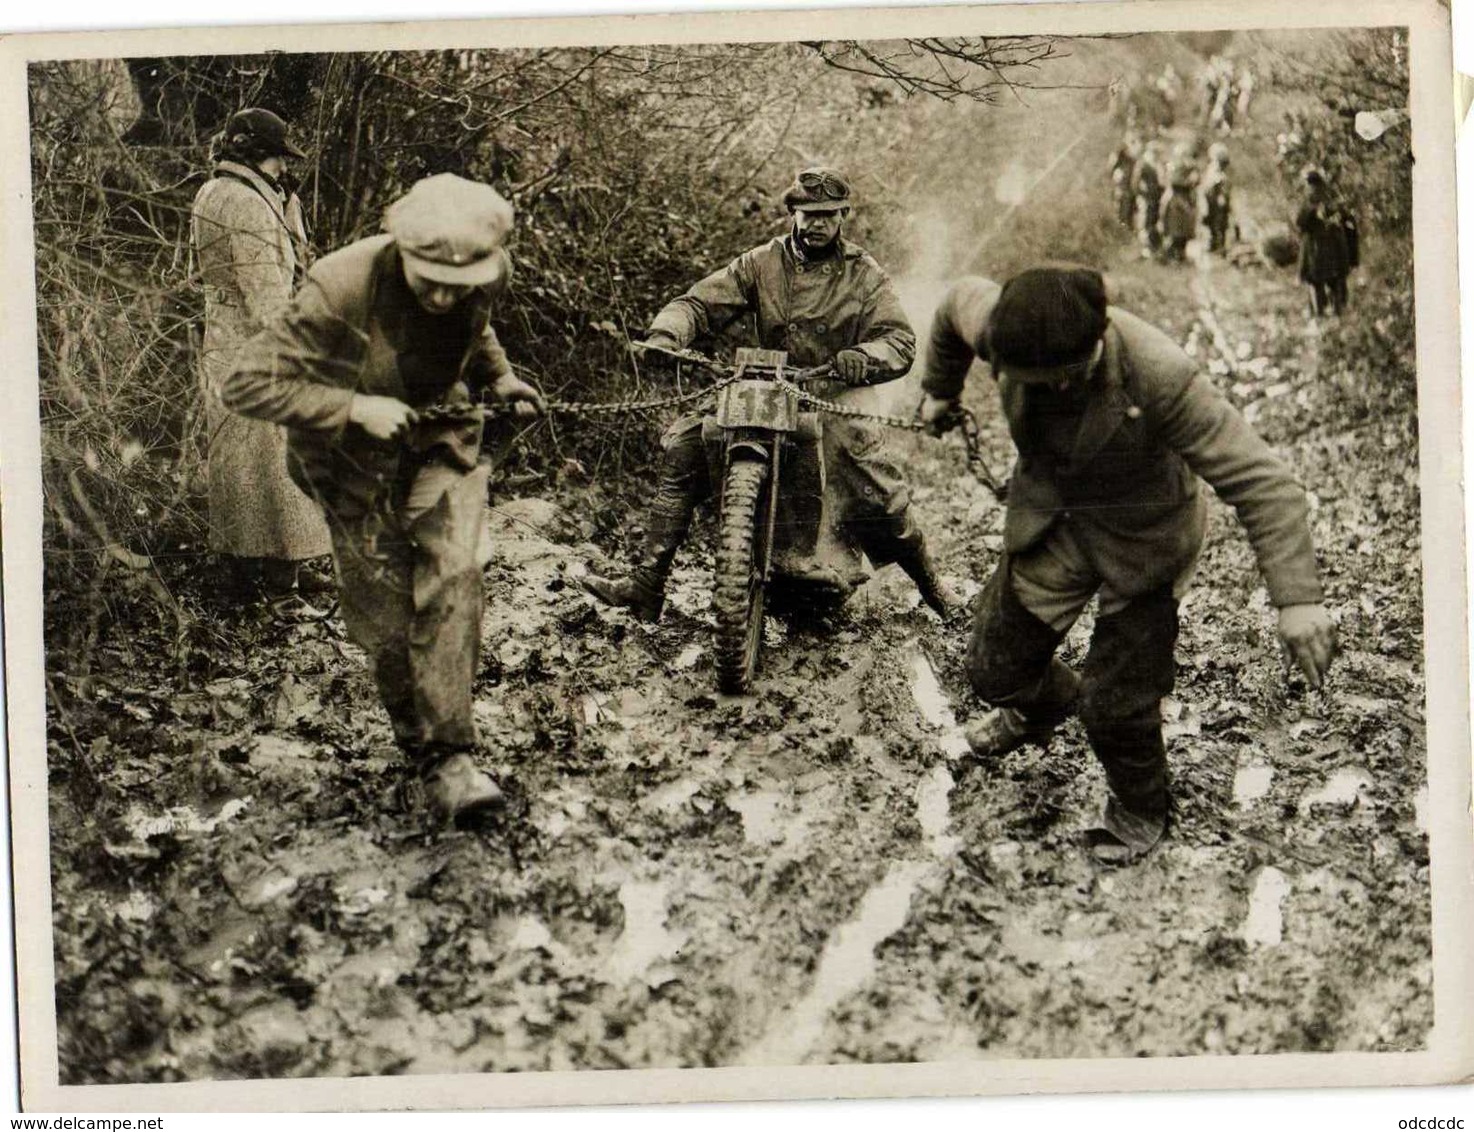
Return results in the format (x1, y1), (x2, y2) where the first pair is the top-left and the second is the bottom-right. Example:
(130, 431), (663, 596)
(642, 344), (868, 694)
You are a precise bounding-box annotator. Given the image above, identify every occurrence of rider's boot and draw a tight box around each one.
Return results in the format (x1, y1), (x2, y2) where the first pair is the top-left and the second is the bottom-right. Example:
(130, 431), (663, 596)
(581, 565), (668, 622)
(895, 532), (965, 620)
(582, 453), (700, 622)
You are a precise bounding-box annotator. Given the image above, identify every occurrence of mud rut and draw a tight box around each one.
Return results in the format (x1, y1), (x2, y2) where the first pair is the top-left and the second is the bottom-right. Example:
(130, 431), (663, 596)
(51, 240), (1430, 1083)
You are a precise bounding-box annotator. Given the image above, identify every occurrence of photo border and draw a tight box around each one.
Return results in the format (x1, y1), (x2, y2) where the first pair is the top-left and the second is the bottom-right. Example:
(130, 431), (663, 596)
(1, 0), (1466, 1111)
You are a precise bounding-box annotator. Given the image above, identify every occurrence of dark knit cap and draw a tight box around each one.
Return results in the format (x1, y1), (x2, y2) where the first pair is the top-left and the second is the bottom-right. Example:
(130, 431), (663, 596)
(988, 266), (1109, 369)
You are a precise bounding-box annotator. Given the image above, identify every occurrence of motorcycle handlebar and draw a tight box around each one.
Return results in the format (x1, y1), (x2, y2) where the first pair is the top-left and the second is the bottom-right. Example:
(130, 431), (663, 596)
(630, 340), (852, 384)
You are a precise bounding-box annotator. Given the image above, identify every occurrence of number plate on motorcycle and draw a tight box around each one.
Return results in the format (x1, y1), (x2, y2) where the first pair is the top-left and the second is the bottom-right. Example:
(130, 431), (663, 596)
(716, 380), (799, 431)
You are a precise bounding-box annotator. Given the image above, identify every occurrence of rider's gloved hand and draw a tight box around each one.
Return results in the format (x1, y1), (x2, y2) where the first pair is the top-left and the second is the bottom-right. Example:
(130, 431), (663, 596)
(919, 393), (960, 437)
(639, 332), (682, 355)
(833, 349), (871, 385)
(490, 371), (547, 419)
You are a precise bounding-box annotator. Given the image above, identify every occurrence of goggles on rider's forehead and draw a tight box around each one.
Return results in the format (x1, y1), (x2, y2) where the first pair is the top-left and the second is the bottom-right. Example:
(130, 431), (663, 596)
(798, 170), (849, 200)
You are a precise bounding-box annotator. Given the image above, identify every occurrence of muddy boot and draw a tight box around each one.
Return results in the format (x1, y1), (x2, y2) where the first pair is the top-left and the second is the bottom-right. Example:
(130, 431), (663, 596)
(965, 654), (1080, 758)
(964, 706), (1060, 757)
(895, 539), (965, 620)
(421, 749), (504, 825)
(260, 560), (327, 623)
(1082, 794), (1170, 867)
(581, 567), (666, 622)
(580, 443), (703, 623)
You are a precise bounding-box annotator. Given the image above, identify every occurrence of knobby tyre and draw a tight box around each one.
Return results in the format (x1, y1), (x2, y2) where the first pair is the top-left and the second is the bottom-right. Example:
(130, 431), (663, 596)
(713, 457), (768, 694)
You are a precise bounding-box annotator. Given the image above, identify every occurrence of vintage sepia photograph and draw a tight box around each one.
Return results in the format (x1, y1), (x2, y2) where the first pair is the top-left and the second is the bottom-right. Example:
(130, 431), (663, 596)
(2, 0), (1469, 1112)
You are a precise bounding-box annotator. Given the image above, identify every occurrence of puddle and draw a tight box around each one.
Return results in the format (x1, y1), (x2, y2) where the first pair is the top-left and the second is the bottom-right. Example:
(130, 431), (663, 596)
(673, 644), (703, 671)
(908, 650), (971, 761)
(1243, 866), (1291, 947)
(511, 916), (553, 952)
(243, 873), (299, 909)
(1232, 764), (1275, 806)
(602, 880), (686, 986)
(114, 891), (157, 923)
(1413, 784), (1428, 834)
(739, 860), (931, 1065)
(907, 647), (965, 856)
(123, 796), (252, 842)
(1298, 767), (1372, 814)
(726, 789), (785, 845)
(643, 777), (704, 815)
(915, 766), (960, 858)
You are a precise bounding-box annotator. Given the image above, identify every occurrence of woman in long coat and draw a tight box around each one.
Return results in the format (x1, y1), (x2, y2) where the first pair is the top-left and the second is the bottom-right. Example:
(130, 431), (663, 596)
(191, 108), (330, 611)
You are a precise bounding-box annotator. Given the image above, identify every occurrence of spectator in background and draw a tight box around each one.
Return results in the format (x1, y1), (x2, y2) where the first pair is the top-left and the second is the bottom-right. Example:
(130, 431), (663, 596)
(1235, 66), (1257, 124)
(1201, 142), (1233, 255)
(1295, 166), (1359, 317)
(1110, 134), (1140, 229)
(191, 108), (331, 618)
(1159, 158), (1199, 263)
(1133, 141), (1164, 258)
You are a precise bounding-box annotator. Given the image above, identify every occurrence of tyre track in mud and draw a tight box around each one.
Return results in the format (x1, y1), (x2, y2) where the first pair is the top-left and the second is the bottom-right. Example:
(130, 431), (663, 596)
(793, 249), (1431, 1063)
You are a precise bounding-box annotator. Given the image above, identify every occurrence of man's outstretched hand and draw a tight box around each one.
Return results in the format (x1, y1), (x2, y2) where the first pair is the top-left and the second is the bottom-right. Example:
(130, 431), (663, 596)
(1278, 602), (1339, 689)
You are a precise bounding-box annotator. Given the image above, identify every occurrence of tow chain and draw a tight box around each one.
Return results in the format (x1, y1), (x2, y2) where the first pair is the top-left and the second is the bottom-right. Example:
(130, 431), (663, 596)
(770, 375), (1009, 502)
(428, 358), (1008, 500)
(542, 374), (745, 418)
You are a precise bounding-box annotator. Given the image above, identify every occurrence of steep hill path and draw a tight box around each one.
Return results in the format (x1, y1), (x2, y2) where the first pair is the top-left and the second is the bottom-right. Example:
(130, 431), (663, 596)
(49, 231), (1429, 1082)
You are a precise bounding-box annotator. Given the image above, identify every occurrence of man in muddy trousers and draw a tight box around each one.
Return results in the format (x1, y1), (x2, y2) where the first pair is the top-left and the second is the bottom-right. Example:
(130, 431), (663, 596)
(582, 166), (960, 620)
(224, 174), (546, 824)
(918, 266), (1337, 864)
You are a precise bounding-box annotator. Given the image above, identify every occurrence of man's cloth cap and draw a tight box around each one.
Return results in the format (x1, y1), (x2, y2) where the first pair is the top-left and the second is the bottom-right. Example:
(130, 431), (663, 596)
(782, 167), (852, 213)
(385, 174), (514, 286)
(988, 266), (1109, 372)
(226, 108), (307, 160)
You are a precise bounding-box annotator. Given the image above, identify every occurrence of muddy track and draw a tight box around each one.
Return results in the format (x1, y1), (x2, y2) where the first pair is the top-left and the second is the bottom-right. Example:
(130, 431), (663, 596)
(49, 241), (1429, 1082)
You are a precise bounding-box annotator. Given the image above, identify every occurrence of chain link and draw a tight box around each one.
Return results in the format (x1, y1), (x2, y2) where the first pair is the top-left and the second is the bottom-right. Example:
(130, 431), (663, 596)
(770, 376), (1007, 501)
(457, 359), (1008, 500)
(769, 374), (931, 433)
(543, 373), (745, 418)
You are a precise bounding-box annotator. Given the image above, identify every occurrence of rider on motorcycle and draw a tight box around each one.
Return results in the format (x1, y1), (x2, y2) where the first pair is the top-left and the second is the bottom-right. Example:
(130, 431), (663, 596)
(582, 166), (961, 621)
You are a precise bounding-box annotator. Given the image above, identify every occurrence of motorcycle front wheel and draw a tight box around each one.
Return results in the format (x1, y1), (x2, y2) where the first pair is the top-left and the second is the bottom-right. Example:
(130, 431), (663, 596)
(713, 456), (769, 694)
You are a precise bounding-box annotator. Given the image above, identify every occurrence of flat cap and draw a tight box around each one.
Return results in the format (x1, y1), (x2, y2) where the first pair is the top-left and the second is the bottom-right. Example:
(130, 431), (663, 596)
(989, 266), (1109, 372)
(385, 173), (514, 286)
(225, 108), (307, 160)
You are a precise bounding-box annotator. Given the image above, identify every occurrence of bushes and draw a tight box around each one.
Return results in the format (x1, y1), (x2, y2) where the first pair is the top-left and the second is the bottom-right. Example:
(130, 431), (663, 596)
(1318, 272), (1417, 428)
(1266, 28), (1411, 237)
(33, 41), (1100, 646)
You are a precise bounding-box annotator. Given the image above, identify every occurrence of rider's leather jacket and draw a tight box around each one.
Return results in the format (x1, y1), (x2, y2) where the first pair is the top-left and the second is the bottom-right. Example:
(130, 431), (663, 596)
(647, 230), (916, 382)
